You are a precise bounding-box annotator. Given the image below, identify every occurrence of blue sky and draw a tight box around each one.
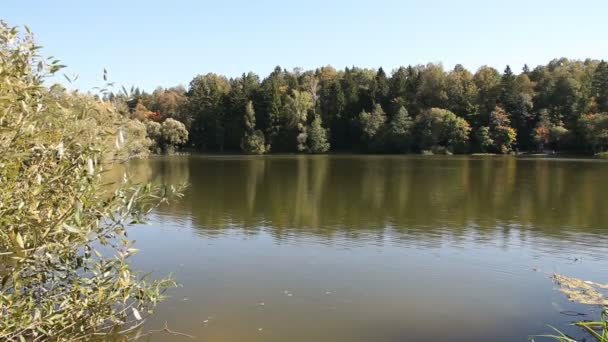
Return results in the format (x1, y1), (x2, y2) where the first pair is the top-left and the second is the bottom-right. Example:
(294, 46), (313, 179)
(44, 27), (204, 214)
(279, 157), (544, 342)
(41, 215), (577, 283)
(4, 0), (607, 91)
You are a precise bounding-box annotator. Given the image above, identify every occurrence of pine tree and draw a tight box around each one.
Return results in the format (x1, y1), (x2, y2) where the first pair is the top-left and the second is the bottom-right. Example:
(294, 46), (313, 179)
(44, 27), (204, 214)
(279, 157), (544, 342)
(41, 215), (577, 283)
(387, 106), (414, 152)
(359, 103), (388, 151)
(499, 65), (518, 113)
(307, 115), (330, 153)
(592, 61), (608, 112)
(241, 101), (268, 154)
(373, 67), (390, 108)
(359, 103), (387, 141)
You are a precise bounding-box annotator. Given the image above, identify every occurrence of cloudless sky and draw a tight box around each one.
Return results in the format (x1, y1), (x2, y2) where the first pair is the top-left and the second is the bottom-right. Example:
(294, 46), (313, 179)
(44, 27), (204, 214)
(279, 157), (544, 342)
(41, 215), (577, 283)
(4, 0), (608, 91)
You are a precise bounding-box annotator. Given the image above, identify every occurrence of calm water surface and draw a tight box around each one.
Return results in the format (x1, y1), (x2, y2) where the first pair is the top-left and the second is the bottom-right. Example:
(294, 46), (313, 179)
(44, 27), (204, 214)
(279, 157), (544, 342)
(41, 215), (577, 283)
(119, 155), (608, 341)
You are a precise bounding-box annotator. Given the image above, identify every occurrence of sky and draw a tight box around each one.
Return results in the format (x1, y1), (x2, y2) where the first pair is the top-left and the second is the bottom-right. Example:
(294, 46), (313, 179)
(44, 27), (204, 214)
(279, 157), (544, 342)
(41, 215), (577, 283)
(3, 0), (608, 92)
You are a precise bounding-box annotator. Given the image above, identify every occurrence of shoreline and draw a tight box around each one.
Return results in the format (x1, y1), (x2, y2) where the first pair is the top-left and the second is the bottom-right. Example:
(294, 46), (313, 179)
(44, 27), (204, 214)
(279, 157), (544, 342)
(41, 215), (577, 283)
(163, 149), (604, 159)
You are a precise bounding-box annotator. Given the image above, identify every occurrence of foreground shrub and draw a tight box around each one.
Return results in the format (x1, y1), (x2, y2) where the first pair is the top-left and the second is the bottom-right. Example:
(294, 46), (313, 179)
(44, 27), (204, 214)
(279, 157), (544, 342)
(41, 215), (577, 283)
(0, 21), (178, 341)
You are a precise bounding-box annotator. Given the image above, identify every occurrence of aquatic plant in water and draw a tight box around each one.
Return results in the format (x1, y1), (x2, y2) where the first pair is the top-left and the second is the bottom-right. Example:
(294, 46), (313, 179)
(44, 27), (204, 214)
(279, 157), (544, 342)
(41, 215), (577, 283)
(534, 274), (608, 341)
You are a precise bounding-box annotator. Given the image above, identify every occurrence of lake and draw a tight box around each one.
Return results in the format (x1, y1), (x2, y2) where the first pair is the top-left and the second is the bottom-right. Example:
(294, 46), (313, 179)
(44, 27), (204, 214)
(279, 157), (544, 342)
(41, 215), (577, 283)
(119, 155), (608, 341)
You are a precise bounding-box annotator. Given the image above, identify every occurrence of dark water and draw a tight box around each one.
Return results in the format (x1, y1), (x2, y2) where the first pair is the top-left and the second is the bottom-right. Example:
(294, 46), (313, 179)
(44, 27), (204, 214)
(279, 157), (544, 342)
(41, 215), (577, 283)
(118, 155), (608, 341)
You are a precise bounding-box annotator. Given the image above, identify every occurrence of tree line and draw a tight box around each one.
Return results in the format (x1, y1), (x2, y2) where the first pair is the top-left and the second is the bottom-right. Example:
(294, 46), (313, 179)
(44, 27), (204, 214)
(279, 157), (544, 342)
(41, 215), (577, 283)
(112, 58), (608, 155)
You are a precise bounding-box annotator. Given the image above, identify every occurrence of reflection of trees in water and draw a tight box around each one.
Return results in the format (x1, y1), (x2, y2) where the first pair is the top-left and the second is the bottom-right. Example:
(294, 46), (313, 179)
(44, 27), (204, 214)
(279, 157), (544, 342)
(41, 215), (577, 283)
(104, 155), (190, 211)
(122, 155), (608, 241)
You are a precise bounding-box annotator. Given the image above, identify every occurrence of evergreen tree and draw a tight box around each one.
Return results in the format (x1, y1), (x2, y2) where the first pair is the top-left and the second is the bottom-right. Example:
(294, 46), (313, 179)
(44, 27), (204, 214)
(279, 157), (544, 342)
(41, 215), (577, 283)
(387, 106), (414, 152)
(499, 65), (518, 113)
(133, 58), (608, 154)
(534, 109), (568, 151)
(186, 73), (230, 150)
(592, 61), (608, 112)
(223, 73), (260, 151)
(388, 67), (409, 113)
(475, 126), (494, 152)
(285, 90), (314, 151)
(579, 112), (608, 153)
(359, 103), (387, 149)
(263, 82), (284, 150)
(241, 101), (268, 154)
(373, 67), (390, 109)
(307, 115), (330, 153)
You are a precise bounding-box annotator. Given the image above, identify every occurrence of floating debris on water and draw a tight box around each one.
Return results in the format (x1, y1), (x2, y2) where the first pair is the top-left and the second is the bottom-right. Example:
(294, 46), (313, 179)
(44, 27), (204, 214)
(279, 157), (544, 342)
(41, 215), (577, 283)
(553, 273), (608, 305)
(325, 290), (332, 295)
(257, 302), (265, 306)
(258, 328), (263, 332)
(284, 290), (293, 297)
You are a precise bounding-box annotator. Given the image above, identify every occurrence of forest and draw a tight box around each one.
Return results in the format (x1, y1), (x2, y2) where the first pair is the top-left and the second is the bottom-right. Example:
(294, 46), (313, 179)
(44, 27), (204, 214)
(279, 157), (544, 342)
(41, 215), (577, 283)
(111, 59), (608, 155)
(0, 14), (608, 341)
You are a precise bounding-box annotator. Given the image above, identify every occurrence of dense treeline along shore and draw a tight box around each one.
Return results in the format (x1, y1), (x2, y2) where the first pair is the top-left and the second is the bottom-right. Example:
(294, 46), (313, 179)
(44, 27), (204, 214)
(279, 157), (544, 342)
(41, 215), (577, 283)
(112, 59), (608, 156)
(2, 15), (608, 340)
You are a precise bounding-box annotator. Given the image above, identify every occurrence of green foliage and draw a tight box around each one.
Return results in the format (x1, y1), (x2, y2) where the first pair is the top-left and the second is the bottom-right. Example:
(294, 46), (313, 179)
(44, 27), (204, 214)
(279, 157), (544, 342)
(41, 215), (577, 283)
(386, 106), (414, 152)
(416, 63), (448, 109)
(592, 61), (608, 112)
(145, 118), (188, 153)
(284, 90), (314, 151)
(307, 115), (330, 153)
(415, 108), (471, 153)
(574, 311), (608, 342)
(537, 275), (608, 342)
(161, 118), (189, 147)
(241, 101), (269, 154)
(372, 67), (390, 108)
(243, 100), (257, 132)
(223, 73), (261, 150)
(108, 56), (607, 154)
(359, 104), (388, 151)
(446, 64), (478, 115)
(186, 73), (230, 150)
(359, 104), (386, 140)
(488, 106), (517, 153)
(241, 130), (268, 155)
(475, 126), (494, 152)
(579, 112), (608, 152)
(473, 66), (501, 118)
(0, 22), (178, 341)
(146, 120), (162, 145)
(534, 109), (569, 151)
